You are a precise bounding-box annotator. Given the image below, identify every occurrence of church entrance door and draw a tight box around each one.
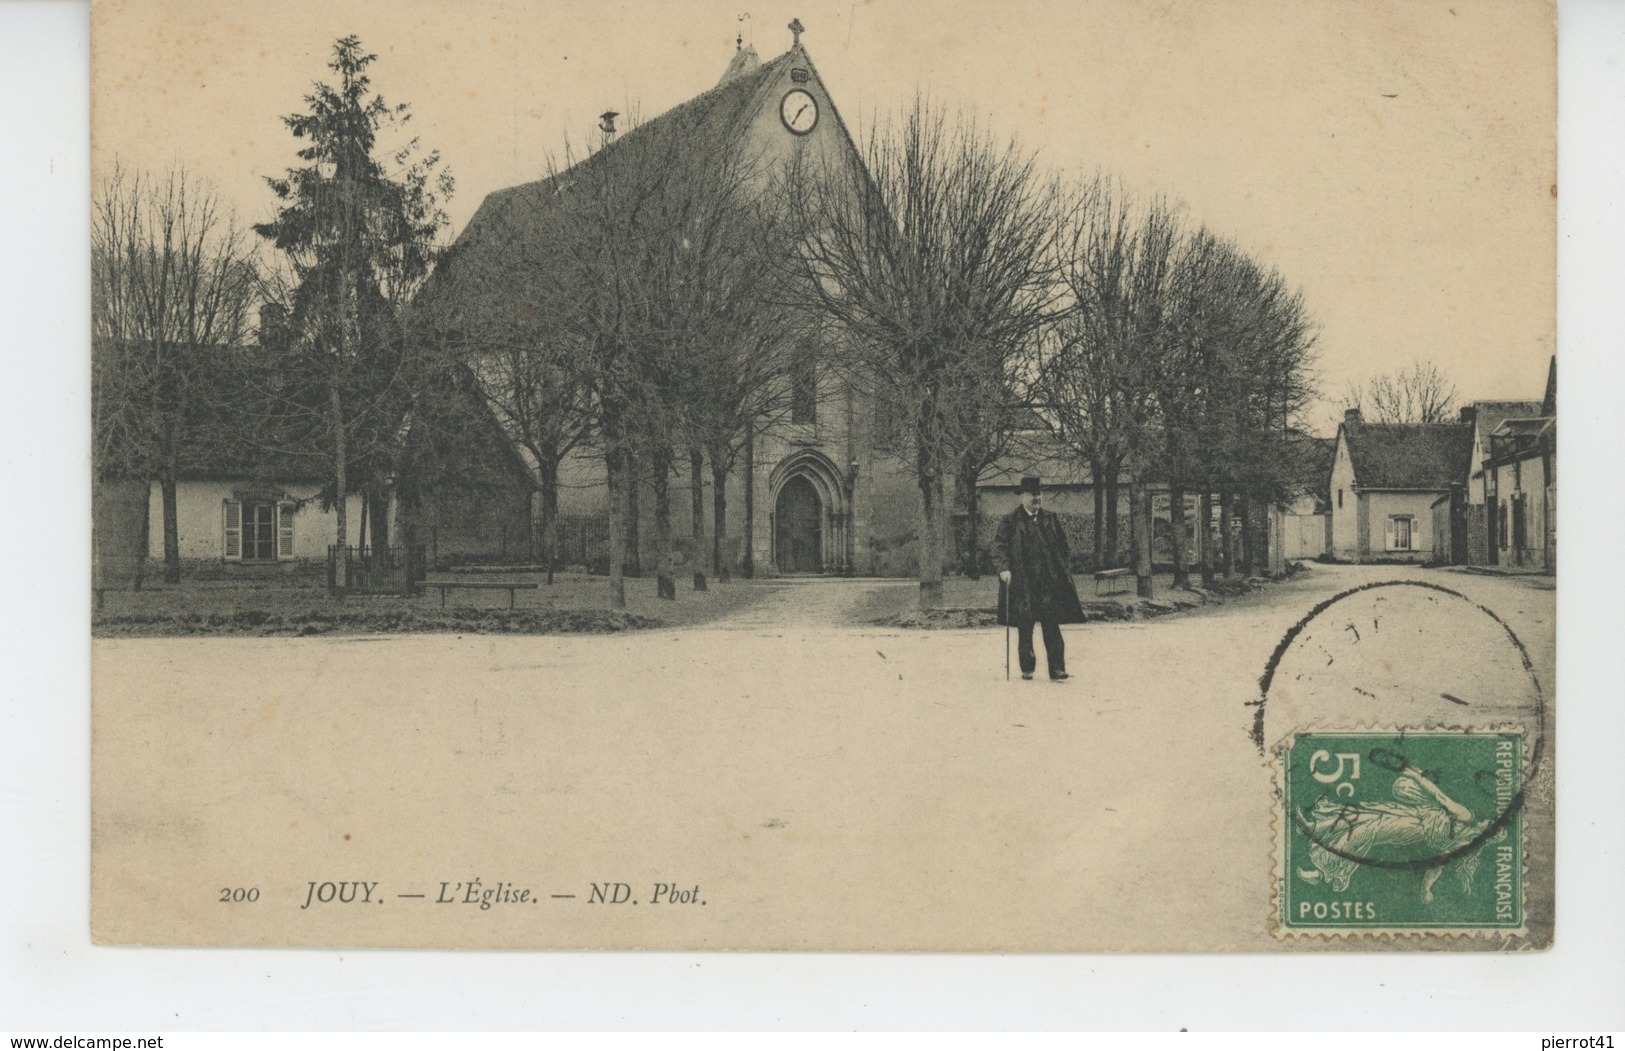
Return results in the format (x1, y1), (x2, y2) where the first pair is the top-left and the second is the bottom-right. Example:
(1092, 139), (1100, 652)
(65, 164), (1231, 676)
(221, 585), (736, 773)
(774, 475), (823, 573)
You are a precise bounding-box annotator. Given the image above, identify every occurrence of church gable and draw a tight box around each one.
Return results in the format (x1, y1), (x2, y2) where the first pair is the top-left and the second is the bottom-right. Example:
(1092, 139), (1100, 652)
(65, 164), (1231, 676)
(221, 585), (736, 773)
(726, 32), (864, 186)
(431, 26), (863, 338)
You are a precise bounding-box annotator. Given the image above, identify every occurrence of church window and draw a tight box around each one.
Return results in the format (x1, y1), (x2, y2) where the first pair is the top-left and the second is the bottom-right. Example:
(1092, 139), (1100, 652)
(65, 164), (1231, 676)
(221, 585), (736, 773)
(791, 346), (817, 424)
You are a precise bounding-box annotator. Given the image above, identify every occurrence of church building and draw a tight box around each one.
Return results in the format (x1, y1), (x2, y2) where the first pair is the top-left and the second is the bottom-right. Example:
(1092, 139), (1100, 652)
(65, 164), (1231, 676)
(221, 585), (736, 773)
(431, 21), (925, 578)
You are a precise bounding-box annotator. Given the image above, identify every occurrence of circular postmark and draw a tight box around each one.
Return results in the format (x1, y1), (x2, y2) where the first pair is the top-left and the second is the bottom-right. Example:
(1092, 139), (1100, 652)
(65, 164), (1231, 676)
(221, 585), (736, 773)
(1258, 580), (1546, 927)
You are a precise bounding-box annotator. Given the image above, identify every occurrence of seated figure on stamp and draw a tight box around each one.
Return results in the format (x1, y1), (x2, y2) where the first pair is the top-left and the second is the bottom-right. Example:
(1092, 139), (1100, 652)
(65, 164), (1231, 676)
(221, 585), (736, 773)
(1299, 760), (1507, 903)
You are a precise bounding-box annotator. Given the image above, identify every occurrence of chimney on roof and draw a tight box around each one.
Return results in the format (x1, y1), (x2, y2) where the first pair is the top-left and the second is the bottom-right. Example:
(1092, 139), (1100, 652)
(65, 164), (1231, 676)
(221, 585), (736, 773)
(1343, 408), (1363, 428)
(1459, 405), (1477, 425)
(598, 110), (619, 146)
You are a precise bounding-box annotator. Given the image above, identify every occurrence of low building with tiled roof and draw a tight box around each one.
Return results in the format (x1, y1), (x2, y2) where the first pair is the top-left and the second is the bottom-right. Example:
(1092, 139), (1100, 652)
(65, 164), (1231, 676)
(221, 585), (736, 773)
(1329, 408), (1473, 562)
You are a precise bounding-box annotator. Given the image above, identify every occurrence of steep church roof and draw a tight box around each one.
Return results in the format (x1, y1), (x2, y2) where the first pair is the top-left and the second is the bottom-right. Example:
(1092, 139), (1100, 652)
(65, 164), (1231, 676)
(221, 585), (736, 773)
(719, 43), (761, 85)
(462, 47), (795, 241)
(424, 45), (808, 335)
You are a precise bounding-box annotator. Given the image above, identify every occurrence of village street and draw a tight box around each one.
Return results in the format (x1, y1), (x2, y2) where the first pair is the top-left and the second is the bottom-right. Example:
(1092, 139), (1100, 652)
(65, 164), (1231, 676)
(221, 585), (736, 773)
(91, 563), (1553, 951)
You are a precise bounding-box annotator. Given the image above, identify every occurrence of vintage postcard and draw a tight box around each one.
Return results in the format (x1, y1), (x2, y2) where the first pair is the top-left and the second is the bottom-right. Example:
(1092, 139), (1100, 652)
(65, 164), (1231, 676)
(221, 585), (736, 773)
(89, 0), (1556, 950)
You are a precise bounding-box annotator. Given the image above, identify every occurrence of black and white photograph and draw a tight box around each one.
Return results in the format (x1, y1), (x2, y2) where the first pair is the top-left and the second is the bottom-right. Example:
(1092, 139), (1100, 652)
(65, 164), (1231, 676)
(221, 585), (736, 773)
(80, 0), (1564, 960)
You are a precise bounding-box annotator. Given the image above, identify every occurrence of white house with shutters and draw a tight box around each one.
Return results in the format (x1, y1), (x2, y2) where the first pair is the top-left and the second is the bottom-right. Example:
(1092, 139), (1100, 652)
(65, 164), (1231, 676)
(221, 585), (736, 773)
(142, 479), (362, 571)
(1328, 409), (1473, 562)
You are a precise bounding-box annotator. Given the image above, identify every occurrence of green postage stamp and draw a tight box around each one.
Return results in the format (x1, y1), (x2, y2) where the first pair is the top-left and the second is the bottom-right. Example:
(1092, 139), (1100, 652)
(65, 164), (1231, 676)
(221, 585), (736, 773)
(1279, 730), (1524, 934)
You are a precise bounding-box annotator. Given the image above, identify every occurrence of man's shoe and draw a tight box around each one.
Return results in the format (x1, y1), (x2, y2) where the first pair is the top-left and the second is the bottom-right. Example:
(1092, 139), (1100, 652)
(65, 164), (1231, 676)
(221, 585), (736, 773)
(1021, 672), (1034, 680)
(1050, 671), (1070, 682)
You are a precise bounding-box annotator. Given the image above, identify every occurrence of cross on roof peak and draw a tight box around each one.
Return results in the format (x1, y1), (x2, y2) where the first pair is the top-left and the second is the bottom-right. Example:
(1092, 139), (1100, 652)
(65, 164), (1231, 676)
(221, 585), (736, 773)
(788, 18), (804, 46)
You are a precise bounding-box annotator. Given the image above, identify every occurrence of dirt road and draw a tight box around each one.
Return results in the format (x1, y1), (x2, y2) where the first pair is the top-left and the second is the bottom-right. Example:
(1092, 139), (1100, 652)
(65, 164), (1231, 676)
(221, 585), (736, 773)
(90, 563), (1553, 950)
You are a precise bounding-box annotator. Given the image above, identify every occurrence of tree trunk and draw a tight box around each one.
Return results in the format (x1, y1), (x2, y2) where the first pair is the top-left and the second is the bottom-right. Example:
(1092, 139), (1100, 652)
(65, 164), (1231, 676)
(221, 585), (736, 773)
(539, 455), (559, 586)
(135, 480), (150, 591)
(950, 462), (979, 577)
(964, 470), (983, 580)
(1240, 495), (1255, 576)
(712, 460), (730, 584)
(1198, 490), (1215, 588)
(329, 381), (349, 599)
(1091, 459), (1105, 572)
(690, 446), (707, 591)
(369, 481), (391, 552)
(652, 452), (677, 601)
(160, 472), (180, 585)
(395, 471), (422, 597)
(917, 471), (947, 609)
(624, 448), (642, 578)
(605, 444), (627, 610)
(1104, 467), (1121, 567)
(1131, 477), (1154, 599)
(742, 426), (756, 579)
(1219, 490), (1233, 579)
(1170, 483), (1189, 589)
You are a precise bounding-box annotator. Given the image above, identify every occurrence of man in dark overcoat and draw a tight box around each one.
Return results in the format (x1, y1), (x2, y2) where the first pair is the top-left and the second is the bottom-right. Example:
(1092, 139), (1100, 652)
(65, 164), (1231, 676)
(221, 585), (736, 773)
(993, 476), (1084, 681)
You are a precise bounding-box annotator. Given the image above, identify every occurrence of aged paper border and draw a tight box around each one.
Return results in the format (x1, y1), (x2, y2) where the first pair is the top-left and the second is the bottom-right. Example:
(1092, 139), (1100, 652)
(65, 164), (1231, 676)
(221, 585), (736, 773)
(4, 0), (1624, 1030)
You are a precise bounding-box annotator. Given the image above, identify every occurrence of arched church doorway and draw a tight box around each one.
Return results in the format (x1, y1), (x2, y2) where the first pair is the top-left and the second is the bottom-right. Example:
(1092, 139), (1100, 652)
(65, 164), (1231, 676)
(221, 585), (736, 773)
(774, 475), (824, 573)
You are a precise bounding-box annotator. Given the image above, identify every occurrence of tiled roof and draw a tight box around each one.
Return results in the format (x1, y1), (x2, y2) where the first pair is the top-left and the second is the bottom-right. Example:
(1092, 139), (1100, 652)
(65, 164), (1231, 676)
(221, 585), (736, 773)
(1469, 400), (1541, 444)
(1346, 421), (1473, 490)
(425, 50), (795, 333)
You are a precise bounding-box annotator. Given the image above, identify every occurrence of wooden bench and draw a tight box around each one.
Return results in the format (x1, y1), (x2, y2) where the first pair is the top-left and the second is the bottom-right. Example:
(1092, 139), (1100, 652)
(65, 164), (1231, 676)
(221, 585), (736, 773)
(431, 580), (540, 609)
(1093, 567), (1133, 596)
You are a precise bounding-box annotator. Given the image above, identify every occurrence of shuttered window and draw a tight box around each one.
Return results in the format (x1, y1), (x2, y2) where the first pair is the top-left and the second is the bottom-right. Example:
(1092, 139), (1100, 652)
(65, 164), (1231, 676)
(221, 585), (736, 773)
(277, 503), (296, 559)
(223, 499), (294, 561)
(223, 500), (241, 559)
(1387, 516), (1416, 551)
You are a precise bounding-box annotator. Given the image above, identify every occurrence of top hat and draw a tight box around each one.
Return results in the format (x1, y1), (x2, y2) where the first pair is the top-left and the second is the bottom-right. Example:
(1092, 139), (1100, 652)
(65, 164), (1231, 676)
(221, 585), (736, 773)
(1017, 476), (1042, 494)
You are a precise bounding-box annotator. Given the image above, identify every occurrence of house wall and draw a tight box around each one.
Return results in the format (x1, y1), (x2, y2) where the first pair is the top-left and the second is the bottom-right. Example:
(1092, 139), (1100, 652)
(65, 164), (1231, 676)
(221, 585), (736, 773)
(146, 480), (361, 563)
(1465, 504), (1489, 565)
(1330, 431), (1359, 559)
(547, 418), (924, 579)
(1431, 499), (1452, 562)
(1360, 491), (1438, 561)
(1468, 425), (1490, 506)
(1488, 453), (1552, 571)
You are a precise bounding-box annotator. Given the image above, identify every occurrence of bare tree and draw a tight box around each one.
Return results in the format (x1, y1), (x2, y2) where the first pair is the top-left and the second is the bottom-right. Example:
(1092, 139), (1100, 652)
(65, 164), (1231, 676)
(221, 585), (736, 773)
(1041, 177), (1180, 597)
(789, 98), (1062, 608)
(675, 206), (804, 589)
(1343, 359), (1457, 423)
(422, 218), (595, 585)
(448, 104), (786, 606)
(92, 162), (260, 585)
(1042, 192), (1318, 594)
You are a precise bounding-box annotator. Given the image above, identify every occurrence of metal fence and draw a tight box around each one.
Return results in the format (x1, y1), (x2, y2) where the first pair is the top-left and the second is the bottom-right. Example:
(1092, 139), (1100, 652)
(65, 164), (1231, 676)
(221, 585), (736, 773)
(328, 545), (427, 596)
(551, 513), (611, 576)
